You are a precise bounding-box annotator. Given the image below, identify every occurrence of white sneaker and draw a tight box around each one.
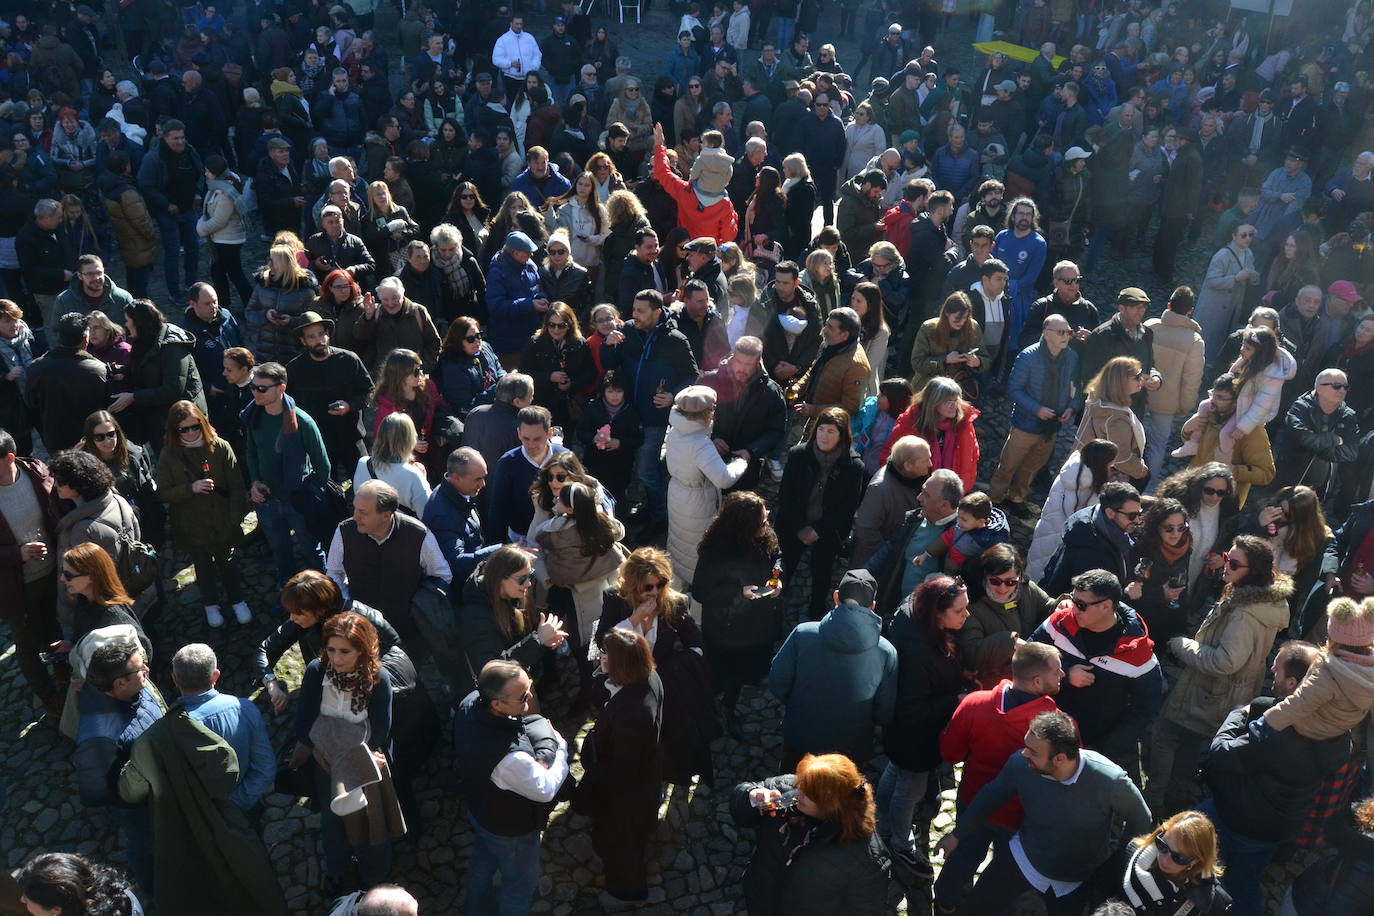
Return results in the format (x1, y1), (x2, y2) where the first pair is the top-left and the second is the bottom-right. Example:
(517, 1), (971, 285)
(232, 601), (253, 624)
(204, 605), (225, 628)
(767, 458), (785, 480)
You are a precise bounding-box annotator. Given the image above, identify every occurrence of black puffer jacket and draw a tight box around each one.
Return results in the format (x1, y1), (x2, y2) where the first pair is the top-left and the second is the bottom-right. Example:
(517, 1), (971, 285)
(125, 323), (207, 443)
(882, 598), (974, 771)
(1288, 797), (1374, 915)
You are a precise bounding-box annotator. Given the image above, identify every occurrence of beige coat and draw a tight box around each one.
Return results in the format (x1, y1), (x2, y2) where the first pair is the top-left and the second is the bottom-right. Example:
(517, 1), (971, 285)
(1074, 399), (1148, 479)
(1144, 310), (1206, 417)
(1264, 649), (1374, 740)
(792, 341), (871, 418)
(1162, 577), (1292, 735)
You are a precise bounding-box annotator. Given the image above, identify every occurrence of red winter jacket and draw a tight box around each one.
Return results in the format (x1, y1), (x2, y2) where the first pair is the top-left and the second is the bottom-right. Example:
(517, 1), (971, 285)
(939, 681), (1062, 829)
(878, 403), (980, 491)
(651, 144), (738, 244)
(881, 200), (920, 256)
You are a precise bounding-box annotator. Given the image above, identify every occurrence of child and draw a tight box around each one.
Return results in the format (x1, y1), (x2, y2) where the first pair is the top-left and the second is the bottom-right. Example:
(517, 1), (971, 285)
(689, 129), (735, 202)
(915, 492), (1011, 577)
(577, 370), (643, 508)
(1263, 597), (1374, 740)
(851, 377), (913, 475)
(1172, 327), (1295, 461)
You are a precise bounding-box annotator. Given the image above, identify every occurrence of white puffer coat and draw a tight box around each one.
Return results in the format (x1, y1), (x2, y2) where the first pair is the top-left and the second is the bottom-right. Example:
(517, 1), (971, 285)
(665, 409), (747, 589)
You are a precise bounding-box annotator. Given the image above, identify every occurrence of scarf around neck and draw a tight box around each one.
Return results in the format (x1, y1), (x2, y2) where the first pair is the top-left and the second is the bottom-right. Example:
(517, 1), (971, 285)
(325, 659), (373, 715)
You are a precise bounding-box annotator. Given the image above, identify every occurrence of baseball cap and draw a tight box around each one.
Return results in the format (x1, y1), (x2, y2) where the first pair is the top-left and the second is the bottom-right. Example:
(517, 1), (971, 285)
(837, 569), (878, 606)
(1328, 280), (1363, 302)
(1064, 146), (1091, 161)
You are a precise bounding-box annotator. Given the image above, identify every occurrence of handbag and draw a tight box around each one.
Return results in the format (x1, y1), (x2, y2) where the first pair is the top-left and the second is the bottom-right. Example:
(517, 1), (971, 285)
(1047, 180), (1083, 248)
(274, 738), (317, 798)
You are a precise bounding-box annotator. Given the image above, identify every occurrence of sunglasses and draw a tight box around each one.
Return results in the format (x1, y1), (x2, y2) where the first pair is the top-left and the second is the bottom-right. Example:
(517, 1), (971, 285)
(1057, 276), (1081, 284)
(1226, 557), (1248, 571)
(548, 249), (569, 256)
(176, 422), (201, 434)
(626, 87), (640, 93)
(411, 367), (426, 377)
(508, 571), (535, 586)
(549, 472), (571, 483)
(1202, 485), (1229, 497)
(1048, 328), (1073, 336)
(504, 687), (533, 704)
(1117, 510), (1143, 521)
(60, 568), (79, 581)
(1160, 523), (1189, 534)
(1322, 382), (1350, 390)
(1154, 834), (1194, 867)
(688, 83), (701, 88)
(986, 574), (1021, 588)
(1071, 595), (1110, 613)
(1237, 231), (1255, 238)
(460, 193), (476, 200)
(642, 581), (664, 593)
(90, 431), (118, 443)
(249, 382), (279, 393)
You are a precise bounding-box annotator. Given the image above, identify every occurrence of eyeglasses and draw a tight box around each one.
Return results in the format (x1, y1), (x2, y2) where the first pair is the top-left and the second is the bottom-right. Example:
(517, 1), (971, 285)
(1070, 595), (1110, 613)
(463, 334), (482, 343)
(1160, 522), (1189, 534)
(549, 472), (571, 483)
(176, 422), (201, 434)
(986, 574), (1021, 588)
(1048, 328), (1073, 336)
(1154, 834), (1195, 867)
(460, 193), (476, 200)
(503, 687), (533, 705)
(1236, 231), (1254, 238)
(548, 249), (569, 256)
(642, 581), (664, 593)
(1321, 382), (1350, 390)
(60, 568), (80, 581)
(117, 663), (149, 680)
(1202, 485), (1229, 497)
(410, 367), (426, 377)
(90, 431), (119, 443)
(249, 382), (279, 393)
(1226, 557), (1248, 571)
(1117, 509), (1143, 521)
(508, 571), (535, 586)
(1056, 276), (1081, 284)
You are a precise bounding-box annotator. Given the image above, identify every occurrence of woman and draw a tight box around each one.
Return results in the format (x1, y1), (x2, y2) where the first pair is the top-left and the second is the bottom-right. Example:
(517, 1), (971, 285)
(674, 78), (709, 147)
(577, 370), (643, 507)
(1125, 497), (1195, 649)
(879, 377), (980, 491)
(539, 231), (592, 318)
(196, 154), (252, 310)
(354, 412), (431, 516)
(361, 180), (419, 275)
(391, 90), (427, 146)
(155, 400), (248, 627)
(429, 223), (487, 324)
(441, 180), (490, 257)
(511, 75), (550, 152)
(692, 491), (781, 736)
(585, 152), (628, 204)
(1332, 314), (1374, 424)
(1027, 439), (1120, 583)
(432, 118), (468, 196)
(1195, 226), (1262, 361)
(1157, 463), (1243, 596)
(551, 171), (609, 280)
(853, 241), (910, 330)
(56, 542), (152, 714)
(777, 407), (865, 619)
(652, 76), (681, 148)
(421, 78), (459, 137)
(459, 545), (568, 685)
(1263, 232), (1321, 308)
(880, 574), (974, 862)
(1148, 535), (1291, 816)
(245, 245), (319, 365)
(113, 300), (207, 449)
(1128, 127), (1166, 243)
(49, 108), (97, 195)
(1206, 326), (1295, 461)
(578, 627), (665, 909)
(800, 248), (840, 317)
(781, 153), (818, 260)
(1244, 485), (1336, 637)
(726, 273), (767, 345)
(594, 547), (714, 786)
(314, 269), (370, 364)
(520, 302), (592, 433)
(961, 544), (1055, 686)
(843, 102), (886, 180)
(850, 281), (891, 398)
(371, 348), (452, 482)
(602, 190), (651, 301)
(1120, 812), (1232, 914)
(86, 311), (132, 372)
(478, 191), (547, 268)
(909, 292), (986, 398)
(17, 851), (143, 916)
(666, 386), (749, 591)
(76, 411), (162, 550)
(606, 80), (653, 154)
(89, 69), (121, 123)
(731, 753), (889, 915)
(59, 194), (100, 261)
(585, 26), (620, 79)
(1075, 355), (1149, 486)
(294, 612), (405, 891)
(744, 166), (787, 258)
(433, 317), (505, 420)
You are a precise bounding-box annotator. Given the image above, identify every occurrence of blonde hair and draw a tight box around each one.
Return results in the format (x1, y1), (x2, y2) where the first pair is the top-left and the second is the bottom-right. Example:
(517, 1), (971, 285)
(267, 244), (308, 289)
(1085, 356), (1142, 406)
(368, 179), (393, 212)
(1131, 810), (1222, 883)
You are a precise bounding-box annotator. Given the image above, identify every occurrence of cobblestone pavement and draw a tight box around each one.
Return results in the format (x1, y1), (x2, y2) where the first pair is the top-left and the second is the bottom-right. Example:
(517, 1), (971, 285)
(0, 5), (1324, 915)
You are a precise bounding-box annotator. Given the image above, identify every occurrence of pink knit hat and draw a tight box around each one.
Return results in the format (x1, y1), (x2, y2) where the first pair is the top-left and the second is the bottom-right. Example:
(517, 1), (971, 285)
(1327, 598), (1374, 648)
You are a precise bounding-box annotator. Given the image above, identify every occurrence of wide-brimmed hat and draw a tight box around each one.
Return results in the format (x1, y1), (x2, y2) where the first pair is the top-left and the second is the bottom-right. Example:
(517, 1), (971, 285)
(292, 310), (335, 337)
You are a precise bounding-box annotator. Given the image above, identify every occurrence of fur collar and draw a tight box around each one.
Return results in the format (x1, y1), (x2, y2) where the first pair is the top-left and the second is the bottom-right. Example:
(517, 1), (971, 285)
(1227, 576), (1294, 607)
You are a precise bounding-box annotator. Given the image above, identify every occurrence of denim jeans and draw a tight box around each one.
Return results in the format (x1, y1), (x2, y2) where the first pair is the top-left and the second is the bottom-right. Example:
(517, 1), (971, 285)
(876, 763), (928, 854)
(464, 815), (542, 916)
(1199, 797), (1278, 916)
(255, 498), (323, 587)
(154, 209), (199, 299)
(635, 424), (669, 522)
(934, 820), (1009, 907)
(112, 807), (155, 896)
(1144, 411), (1179, 491)
(775, 17), (795, 51)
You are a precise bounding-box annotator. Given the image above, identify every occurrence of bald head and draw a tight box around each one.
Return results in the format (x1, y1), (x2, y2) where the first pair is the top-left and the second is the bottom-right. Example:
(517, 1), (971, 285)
(353, 479), (400, 536)
(357, 885), (419, 916)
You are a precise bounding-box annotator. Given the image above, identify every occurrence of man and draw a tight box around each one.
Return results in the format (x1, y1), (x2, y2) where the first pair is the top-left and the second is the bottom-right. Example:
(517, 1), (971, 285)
(242, 362), (331, 588)
(943, 224), (996, 296)
(94, 117), (144, 178)
(0, 429), (62, 716)
(931, 124), (981, 202)
(935, 643), (1066, 912)
(464, 373), (535, 470)
(358, 62), (393, 132)
(491, 16), (542, 103)
(327, 479), (452, 646)
(285, 311), (373, 483)
(1143, 288), (1205, 480)
(696, 335), (787, 491)
(23, 314), (108, 452)
(1228, 89), (1282, 195)
(906, 189), (956, 325)
(727, 137), (767, 212)
(989, 315), (1078, 518)
(1276, 368), (1360, 500)
(510, 146), (571, 210)
(994, 198), (1048, 349)
(615, 228), (667, 318)
(792, 307), (869, 419)
(54, 254), (134, 326)
(759, 261), (819, 386)
(881, 176), (930, 256)
(137, 119), (204, 301)
(768, 569), (897, 772)
(423, 447), (498, 584)
(485, 406), (569, 543)
(181, 282), (242, 416)
(1202, 642), (1351, 916)
(1080, 287), (1162, 414)
(331, 884), (421, 916)
(738, 77), (773, 141)
(1032, 567), (1164, 770)
(1213, 187), (1260, 251)
(454, 660), (573, 916)
(797, 90), (847, 223)
(541, 17), (580, 97)
(957, 179), (1007, 248)
(256, 138), (304, 237)
(485, 231), (548, 362)
(602, 290), (699, 538)
(118, 643), (286, 916)
(315, 68), (366, 159)
(967, 258), (1012, 379)
(866, 469), (964, 614)
(851, 436), (932, 566)
(676, 278), (730, 370)
(1153, 126), (1203, 282)
(1184, 374), (1276, 507)
(15, 199), (70, 346)
(835, 168), (887, 267)
(167, 643), (275, 813)
(179, 69), (227, 157)
(1021, 260), (1100, 350)
(1280, 284), (1338, 391)
(77, 642), (161, 894)
(306, 205), (376, 284)
(682, 236), (729, 309)
(1324, 149), (1374, 232)
(1252, 149), (1313, 244)
(1041, 482), (1141, 591)
(1279, 75), (1320, 157)
(935, 710), (1151, 916)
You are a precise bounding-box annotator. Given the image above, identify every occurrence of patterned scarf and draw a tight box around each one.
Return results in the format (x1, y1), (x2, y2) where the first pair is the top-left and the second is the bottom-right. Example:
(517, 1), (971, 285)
(324, 659), (372, 715)
(433, 250), (470, 301)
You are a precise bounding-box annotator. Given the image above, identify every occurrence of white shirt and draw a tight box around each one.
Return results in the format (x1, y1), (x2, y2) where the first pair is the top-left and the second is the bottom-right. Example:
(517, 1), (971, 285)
(1009, 757), (1087, 897)
(326, 515), (453, 594)
(490, 728), (570, 802)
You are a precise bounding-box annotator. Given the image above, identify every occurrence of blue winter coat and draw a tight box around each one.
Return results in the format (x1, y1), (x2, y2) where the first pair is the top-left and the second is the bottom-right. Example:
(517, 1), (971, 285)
(484, 251), (547, 354)
(1008, 340), (1078, 435)
(422, 480), (499, 584)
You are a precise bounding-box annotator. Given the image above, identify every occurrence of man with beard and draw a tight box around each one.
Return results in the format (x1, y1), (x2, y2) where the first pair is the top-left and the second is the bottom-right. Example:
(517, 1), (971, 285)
(284, 312), (373, 483)
(935, 710), (1151, 916)
(696, 335), (786, 491)
(993, 198), (1047, 352)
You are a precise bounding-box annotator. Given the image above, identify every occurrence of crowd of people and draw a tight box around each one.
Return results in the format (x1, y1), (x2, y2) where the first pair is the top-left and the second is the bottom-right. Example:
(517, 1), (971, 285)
(5, 0), (1374, 914)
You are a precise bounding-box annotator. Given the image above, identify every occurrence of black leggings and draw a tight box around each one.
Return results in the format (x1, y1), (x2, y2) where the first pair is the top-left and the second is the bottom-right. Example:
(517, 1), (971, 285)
(209, 241), (253, 311)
